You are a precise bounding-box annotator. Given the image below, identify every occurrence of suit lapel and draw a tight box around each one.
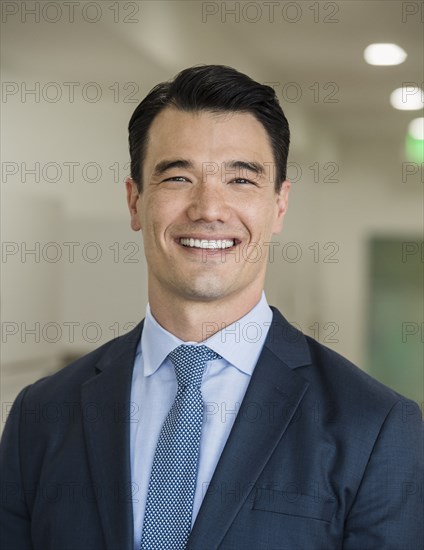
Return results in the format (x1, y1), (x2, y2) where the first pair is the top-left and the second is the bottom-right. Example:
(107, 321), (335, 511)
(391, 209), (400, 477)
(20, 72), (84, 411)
(81, 322), (143, 550)
(187, 308), (311, 549)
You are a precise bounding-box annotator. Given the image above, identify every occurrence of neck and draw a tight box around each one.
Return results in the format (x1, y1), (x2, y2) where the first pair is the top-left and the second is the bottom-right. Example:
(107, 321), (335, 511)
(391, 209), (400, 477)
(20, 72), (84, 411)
(148, 288), (263, 342)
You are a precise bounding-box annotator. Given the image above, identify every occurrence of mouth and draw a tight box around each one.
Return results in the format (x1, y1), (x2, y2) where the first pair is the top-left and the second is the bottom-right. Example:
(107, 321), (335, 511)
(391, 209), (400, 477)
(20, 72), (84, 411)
(179, 237), (237, 250)
(177, 237), (242, 254)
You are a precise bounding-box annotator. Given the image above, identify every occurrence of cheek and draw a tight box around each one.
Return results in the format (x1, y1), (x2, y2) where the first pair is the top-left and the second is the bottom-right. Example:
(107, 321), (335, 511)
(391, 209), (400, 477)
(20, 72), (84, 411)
(147, 192), (182, 218)
(242, 203), (275, 232)
(140, 201), (174, 245)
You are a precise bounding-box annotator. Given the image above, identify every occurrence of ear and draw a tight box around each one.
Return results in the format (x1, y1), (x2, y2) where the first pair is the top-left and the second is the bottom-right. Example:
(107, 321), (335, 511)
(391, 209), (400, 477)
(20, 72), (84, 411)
(272, 180), (290, 234)
(125, 176), (142, 231)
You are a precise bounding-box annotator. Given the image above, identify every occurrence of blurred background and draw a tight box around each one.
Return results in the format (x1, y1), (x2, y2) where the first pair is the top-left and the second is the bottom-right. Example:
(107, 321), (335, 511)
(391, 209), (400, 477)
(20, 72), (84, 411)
(1, 0), (423, 427)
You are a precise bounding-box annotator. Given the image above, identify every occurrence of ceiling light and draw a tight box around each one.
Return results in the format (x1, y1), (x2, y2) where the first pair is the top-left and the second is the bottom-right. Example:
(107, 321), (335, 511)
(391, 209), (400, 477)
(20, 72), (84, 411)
(364, 43), (407, 65)
(390, 87), (424, 110)
(408, 117), (424, 140)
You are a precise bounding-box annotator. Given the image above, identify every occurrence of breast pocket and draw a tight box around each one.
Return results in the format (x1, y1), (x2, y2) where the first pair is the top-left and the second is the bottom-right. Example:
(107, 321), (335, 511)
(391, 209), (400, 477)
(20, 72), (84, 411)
(252, 487), (336, 523)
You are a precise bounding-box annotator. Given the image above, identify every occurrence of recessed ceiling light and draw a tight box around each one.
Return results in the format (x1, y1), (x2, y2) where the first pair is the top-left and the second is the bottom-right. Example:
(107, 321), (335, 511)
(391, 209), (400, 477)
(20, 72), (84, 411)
(364, 43), (407, 66)
(408, 117), (424, 140)
(390, 87), (424, 110)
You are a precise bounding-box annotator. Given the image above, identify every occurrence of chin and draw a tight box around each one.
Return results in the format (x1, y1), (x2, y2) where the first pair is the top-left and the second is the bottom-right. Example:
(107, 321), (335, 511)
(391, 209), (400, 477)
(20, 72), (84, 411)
(176, 277), (232, 302)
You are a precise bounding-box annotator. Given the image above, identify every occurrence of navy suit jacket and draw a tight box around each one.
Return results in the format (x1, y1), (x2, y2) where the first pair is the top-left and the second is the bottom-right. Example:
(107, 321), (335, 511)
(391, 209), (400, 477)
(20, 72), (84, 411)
(1, 307), (423, 549)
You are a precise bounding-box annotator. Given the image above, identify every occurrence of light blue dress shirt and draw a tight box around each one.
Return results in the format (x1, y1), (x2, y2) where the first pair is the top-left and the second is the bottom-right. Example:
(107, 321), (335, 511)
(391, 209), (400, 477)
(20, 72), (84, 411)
(130, 293), (273, 549)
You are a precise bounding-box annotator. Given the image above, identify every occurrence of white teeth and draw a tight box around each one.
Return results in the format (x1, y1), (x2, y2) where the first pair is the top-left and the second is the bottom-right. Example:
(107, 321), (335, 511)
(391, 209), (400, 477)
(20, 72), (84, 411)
(180, 238), (235, 249)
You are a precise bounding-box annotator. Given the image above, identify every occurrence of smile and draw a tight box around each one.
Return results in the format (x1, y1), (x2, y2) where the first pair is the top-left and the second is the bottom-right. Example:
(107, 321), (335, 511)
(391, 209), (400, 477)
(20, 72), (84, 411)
(179, 238), (235, 249)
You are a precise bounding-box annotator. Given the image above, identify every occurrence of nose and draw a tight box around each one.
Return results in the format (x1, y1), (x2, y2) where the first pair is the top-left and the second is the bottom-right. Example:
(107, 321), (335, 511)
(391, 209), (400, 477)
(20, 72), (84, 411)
(186, 181), (231, 223)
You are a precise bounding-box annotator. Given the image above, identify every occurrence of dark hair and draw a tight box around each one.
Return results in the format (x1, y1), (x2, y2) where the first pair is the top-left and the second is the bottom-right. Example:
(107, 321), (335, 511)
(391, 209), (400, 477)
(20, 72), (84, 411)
(128, 64), (290, 192)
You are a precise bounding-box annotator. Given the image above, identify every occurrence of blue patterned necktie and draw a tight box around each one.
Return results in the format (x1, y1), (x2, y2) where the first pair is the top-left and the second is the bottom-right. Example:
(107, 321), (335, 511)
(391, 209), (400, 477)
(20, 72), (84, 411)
(140, 344), (220, 550)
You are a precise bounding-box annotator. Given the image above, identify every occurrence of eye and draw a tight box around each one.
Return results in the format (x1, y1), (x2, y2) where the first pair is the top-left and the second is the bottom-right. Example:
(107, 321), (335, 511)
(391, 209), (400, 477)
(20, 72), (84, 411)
(163, 176), (190, 182)
(231, 178), (255, 185)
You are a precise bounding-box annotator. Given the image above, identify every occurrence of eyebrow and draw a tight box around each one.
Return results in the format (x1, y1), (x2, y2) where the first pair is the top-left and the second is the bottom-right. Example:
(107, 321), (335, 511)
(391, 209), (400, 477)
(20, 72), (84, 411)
(152, 159), (194, 177)
(225, 160), (265, 178)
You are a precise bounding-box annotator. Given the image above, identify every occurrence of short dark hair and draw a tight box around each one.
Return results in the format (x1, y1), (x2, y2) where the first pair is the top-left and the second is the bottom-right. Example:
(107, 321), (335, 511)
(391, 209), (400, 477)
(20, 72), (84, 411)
(128, 64), (290, 192)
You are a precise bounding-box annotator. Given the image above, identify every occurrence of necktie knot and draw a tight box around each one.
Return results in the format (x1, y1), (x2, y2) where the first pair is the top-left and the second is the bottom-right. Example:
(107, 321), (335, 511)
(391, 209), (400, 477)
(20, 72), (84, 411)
(168, 344), (220, 387)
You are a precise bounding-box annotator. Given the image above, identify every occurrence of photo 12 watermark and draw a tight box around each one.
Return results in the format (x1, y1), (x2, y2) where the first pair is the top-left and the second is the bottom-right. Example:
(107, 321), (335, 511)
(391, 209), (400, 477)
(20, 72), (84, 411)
(2, 161), (130, 184)
(264, 81), (340, 104)
(1, 81), (141, 103)
(1, 1), (141, 24)
(1, 320), (138, 345)
(401, 162), (424, 184)
(202, 319), (340, 345)
(194, 240), (340, 265)
(401, 241), (424, 262)
(2, 241), (140, 264)
(401, 2), (424, 22)
(401, 322), (424, 343)
(201, 1), (341, 24)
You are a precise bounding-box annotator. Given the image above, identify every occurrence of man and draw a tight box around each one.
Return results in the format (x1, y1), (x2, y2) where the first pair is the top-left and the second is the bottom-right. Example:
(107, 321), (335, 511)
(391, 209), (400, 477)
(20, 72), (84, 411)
(1, 65), (422, 550)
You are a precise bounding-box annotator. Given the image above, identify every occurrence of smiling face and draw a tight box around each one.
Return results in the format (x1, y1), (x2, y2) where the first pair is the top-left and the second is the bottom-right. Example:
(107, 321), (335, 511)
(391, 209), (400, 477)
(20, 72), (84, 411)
(126, 107), (290, 311)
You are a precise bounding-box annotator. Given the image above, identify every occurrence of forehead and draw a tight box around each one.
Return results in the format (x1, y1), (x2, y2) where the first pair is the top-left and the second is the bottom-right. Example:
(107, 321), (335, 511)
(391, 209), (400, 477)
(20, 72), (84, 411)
(144, 107), (273, 165)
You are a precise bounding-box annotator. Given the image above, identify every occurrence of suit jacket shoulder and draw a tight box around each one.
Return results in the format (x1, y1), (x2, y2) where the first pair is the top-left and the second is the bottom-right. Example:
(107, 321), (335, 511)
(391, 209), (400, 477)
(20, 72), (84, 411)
(16, 319), (144, 405)
(268, 305), (413, 415)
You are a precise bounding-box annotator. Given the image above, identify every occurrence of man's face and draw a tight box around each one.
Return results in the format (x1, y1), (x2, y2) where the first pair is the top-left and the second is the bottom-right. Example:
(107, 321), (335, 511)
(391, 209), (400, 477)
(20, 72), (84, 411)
(126, 107), (290, 306)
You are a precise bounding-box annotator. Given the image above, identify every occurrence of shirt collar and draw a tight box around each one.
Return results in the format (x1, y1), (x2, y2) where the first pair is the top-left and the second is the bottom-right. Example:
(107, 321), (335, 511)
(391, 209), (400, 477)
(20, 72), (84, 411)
(140, 292), (273, 377)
